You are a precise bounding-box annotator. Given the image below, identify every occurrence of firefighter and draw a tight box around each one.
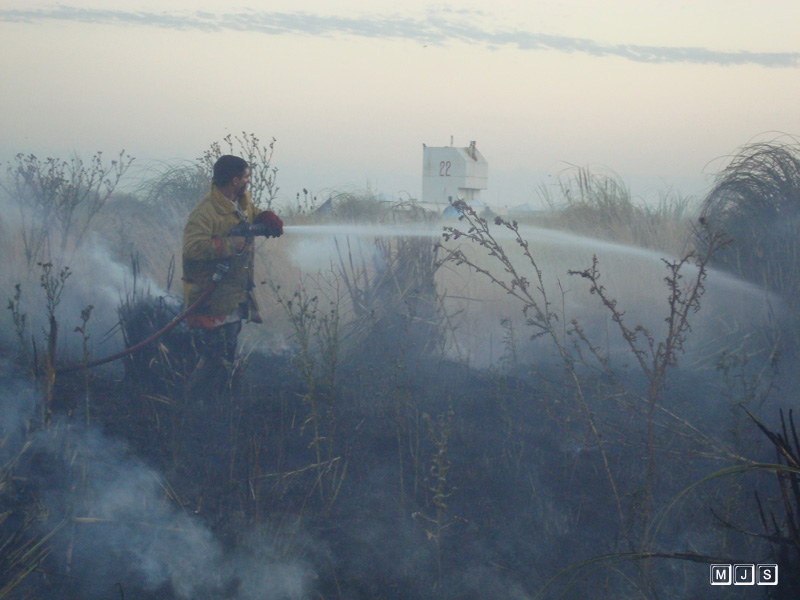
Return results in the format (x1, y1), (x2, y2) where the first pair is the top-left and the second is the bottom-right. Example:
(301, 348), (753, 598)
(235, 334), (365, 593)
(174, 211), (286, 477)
(182, 155), (283, 400)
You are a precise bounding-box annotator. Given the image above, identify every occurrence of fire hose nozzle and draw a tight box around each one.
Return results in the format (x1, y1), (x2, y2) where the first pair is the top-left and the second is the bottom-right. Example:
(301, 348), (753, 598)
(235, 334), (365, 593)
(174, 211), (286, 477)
(212, 262), (230, 282)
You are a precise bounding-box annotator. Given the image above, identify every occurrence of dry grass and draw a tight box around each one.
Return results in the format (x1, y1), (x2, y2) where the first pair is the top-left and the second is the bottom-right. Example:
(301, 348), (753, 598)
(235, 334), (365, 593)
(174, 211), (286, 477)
(529, 166), (696, 257)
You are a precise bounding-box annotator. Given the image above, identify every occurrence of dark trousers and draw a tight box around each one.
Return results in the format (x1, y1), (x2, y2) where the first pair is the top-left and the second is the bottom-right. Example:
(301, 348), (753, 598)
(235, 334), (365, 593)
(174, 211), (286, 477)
(181, 321), (243, 512)
(185, 320), (242, 400)
(192, 320), (242, 364)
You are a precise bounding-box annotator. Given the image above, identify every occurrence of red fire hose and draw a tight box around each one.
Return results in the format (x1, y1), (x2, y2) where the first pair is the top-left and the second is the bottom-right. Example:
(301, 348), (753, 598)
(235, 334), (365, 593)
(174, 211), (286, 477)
(56, 263), (228, 375)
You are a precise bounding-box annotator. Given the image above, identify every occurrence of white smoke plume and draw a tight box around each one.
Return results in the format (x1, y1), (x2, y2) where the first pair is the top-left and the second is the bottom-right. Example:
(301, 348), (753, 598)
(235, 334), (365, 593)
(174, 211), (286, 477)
(0, 361), (315, 599)
(1, 233), (172, 370)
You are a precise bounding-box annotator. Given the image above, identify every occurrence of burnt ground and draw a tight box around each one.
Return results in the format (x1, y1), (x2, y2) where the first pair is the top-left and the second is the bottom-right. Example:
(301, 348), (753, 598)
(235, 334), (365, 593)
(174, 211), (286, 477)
(2, 322), (795, 600)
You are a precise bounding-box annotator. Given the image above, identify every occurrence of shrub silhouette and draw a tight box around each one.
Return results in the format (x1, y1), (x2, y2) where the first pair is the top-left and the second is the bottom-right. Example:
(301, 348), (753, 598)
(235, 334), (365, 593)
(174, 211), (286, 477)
(701, 141), (800, 309)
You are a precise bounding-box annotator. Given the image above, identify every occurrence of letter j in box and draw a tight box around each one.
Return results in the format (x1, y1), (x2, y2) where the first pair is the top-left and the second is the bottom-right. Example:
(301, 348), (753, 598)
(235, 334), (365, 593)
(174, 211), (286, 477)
(733, 564), (754, 585)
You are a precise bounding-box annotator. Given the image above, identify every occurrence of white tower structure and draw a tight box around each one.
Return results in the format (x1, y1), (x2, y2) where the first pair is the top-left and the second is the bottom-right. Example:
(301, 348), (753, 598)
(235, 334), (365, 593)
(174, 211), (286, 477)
(422, 140), (488, 208)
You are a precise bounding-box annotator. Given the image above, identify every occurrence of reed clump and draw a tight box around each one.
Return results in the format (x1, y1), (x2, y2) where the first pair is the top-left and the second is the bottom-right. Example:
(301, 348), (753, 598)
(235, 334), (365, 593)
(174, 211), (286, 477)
(700, 140), (800, 349)
(534, 166), (695, 256)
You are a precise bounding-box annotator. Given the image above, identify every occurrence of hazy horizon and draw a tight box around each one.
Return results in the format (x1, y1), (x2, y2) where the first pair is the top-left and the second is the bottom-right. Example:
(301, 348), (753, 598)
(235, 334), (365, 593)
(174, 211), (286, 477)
(2, 0), (799, 207)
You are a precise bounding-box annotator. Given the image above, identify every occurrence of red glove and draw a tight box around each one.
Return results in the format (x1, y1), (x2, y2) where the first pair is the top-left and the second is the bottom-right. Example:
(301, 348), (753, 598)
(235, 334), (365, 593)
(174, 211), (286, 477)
(254, 210), (284, 237)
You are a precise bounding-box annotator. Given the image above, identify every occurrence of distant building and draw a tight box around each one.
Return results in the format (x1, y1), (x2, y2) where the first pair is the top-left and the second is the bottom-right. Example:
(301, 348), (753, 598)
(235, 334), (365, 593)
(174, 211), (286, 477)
(422, 140), (488, 209)
(313, 197), (333, 217)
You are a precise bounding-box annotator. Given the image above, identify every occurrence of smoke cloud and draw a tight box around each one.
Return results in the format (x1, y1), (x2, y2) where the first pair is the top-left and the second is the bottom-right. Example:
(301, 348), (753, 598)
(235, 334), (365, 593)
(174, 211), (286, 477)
(0, 361), (314, 599)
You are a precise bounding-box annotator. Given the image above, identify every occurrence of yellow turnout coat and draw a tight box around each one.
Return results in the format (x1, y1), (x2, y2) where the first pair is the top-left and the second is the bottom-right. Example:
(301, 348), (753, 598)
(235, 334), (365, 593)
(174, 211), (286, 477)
(182, 184), (262, 325)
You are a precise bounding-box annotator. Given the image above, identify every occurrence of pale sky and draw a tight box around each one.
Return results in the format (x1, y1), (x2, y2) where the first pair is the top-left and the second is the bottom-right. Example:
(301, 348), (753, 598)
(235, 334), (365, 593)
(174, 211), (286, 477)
(1, 0), (799, 207)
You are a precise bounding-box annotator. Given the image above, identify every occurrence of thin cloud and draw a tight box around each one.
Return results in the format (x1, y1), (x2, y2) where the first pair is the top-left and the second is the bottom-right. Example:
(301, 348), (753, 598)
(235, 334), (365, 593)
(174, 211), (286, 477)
(2, 5), (798, 68)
